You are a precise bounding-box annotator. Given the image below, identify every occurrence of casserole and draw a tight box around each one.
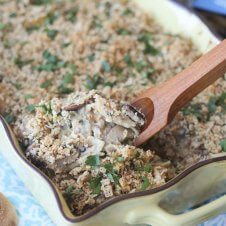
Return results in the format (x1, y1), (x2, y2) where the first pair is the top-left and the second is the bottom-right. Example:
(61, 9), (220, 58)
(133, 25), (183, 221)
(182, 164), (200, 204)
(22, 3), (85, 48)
(0, 0), (224, 225)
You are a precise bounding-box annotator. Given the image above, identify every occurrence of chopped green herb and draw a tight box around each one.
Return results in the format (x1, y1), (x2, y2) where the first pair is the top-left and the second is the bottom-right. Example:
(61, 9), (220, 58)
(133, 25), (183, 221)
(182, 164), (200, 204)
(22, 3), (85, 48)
(104, 163), (119, 184)
(101, 60), (111, 72)
(89, 176), (102, 195)
(75, 188), (82, 194)
(181, 103), (204, 121)
(107, 173), (114, 183)
(138, 32), (152, 43)
(114, 66), (123, 74)
(135, 61), (147, 71)
(0, 23), (6, 30)
(207, 96), (217, 114)
(65, 184), (74, 195)
(91, 15), (102, 29)
(63, 73), (74, 84)
(25, 12), (57, 33)
(37, 50), (67, 72)
(218, 92), (226, 111)
(65, 7), (78, 23)
(29, 0), (53, 5)
(103, 163), (114, 172)
(104, 81), (115, 87)
(57, 70), (75, 95)
(14, 58), (33, 68)
(68, 64), (77, 74)
(141, 68), (155, 80)
(85, 74), (102, 90)
(14, 83), (22, 90)
(36, 103), (52, 115)
(135, 163), (152, 172)
(9, 12), (17, 18)
(3, 113), (15, 124)
(116, 156), (124, 162)
(144, 43), (159, 55)
(138, 32), (159, 56)
(122, 8), (134, 16)
(43, 50), (57, 62)
(85, 155), (100, 166)
(3, 40), (13, 49)
(116, 28), (131, 35)
(142, 163), (152, 173)
(123, 54), (133, 67)
(112, 173), (120, 184)
(10, 82), (22, 90)
(61, 42), (71, 48)
(87, 54), (95, 62)
(140, 177), (150, 191)
(37, 64), (52, 72)
(46, 29), (58, 40)
(220, 139), (226, 152)
(26, 25), (40, 33)
(26, 104), (36, 113)
(44, 12), (58, 25)
(24, 94), (33, 100)
(40, 80), (52, 89)
(141, 71), (148, 79)
(58, 61), (67, 68)
(57, 84), (73, 94)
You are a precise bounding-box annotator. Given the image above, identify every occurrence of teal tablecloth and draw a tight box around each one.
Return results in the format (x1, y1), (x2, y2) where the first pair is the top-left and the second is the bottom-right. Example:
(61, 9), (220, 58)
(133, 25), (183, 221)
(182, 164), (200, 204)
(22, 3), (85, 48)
(0, 153), (224, 226)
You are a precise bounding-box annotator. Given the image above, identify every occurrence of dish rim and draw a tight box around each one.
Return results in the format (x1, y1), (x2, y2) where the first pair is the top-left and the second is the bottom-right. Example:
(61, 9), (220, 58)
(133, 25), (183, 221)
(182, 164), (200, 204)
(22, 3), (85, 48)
(0, 1), (224, 223)
(170, 0), (222, 41)
(1, 113), (226, 223)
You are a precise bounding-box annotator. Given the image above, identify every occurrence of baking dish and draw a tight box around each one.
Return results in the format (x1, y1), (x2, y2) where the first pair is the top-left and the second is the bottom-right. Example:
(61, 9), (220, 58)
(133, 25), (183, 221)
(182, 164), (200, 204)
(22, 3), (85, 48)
(0, 0), (224, 225)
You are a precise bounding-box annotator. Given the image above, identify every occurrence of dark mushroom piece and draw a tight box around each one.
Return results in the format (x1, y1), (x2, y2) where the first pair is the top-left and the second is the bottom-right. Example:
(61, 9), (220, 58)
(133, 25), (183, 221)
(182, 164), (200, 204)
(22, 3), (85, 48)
(64, 103), (86, 111)
(64, 98), (94, 111)
(123, 104), (145, 126)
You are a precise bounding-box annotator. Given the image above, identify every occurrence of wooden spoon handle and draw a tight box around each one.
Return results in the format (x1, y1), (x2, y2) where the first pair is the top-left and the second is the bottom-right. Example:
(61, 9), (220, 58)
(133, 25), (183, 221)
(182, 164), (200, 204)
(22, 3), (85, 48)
(133, 40), (226, 146)
(166, 39), (226, 120)
(143, 39), (226, 121)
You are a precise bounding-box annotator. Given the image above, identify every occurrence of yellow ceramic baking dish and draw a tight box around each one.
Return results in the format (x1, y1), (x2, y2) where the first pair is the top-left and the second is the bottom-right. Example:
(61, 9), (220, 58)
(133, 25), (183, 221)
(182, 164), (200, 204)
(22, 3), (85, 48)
(0, 0), (224, 225)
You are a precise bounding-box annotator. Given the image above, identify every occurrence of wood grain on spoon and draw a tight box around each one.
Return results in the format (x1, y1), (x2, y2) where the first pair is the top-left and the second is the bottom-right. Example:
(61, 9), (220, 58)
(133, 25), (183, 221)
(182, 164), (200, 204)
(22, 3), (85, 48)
(132, 39), (226, 146)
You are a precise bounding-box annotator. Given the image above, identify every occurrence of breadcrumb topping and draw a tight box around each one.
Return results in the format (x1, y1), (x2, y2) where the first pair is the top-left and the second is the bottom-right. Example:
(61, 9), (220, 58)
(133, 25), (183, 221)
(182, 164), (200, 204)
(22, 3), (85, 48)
(0, 0), (225, 216)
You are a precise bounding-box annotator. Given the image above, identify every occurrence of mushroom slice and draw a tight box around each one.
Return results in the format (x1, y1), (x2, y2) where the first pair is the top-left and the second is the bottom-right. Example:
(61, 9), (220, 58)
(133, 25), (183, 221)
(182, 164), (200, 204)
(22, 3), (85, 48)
(64, 103), (86, 111)
(105, 125), (134, 144)
(122, 104), (145, 126)
(0, 193), (18, 226)
(64, 98), (94, 111)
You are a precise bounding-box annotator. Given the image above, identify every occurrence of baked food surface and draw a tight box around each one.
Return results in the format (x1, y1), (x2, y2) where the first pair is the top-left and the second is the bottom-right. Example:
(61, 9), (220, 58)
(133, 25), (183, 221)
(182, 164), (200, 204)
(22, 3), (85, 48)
(0, 0), (225, 216)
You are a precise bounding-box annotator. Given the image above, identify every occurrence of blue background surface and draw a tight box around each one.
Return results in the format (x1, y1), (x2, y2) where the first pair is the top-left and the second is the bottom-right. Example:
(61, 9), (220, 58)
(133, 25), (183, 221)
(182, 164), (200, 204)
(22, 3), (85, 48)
(193, 0), (226, 16)
(0, 152), (225, 226)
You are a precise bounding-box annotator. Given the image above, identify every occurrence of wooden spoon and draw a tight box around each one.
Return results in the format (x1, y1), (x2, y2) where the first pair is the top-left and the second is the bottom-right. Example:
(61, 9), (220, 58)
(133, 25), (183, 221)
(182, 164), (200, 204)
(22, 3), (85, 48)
(0, 193), (18, 226)
(132, 39), (226, 146)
